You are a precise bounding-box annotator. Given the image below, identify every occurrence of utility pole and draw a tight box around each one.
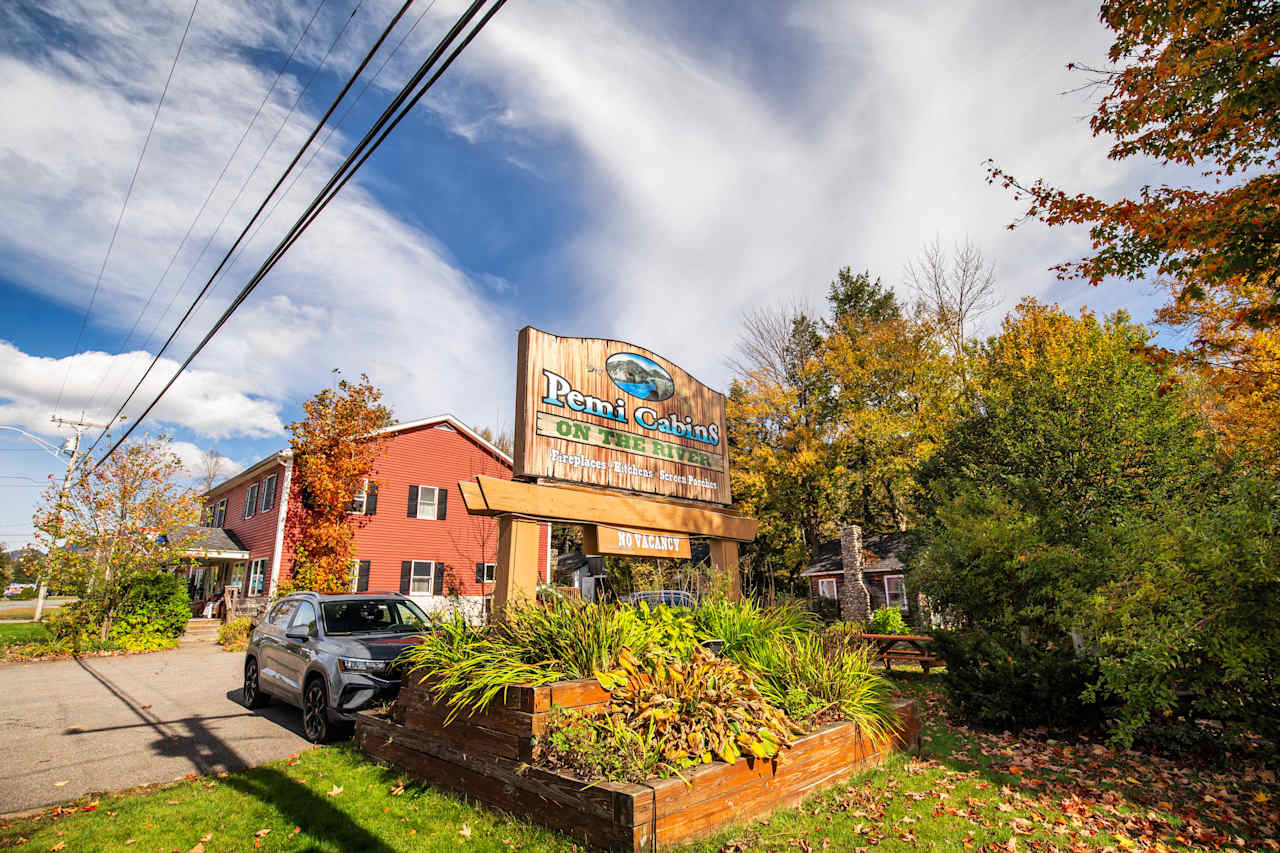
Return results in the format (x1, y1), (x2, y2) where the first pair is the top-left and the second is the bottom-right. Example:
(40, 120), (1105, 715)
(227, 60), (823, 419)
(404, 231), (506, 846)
(35, 415), (112, 621)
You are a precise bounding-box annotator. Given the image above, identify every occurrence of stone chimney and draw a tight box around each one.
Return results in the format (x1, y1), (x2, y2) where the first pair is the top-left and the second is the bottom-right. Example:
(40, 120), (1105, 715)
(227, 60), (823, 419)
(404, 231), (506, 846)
(838, 524), (871, 624)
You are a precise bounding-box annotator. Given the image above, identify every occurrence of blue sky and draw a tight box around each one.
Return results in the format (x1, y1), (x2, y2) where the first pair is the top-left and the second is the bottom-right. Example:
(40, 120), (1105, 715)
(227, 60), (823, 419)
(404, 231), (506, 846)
(0, 0), (1172, 547)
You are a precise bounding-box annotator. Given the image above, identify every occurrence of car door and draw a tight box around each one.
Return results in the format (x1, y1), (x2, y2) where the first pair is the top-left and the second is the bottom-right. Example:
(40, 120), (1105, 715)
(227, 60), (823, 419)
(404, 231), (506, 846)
(276, 600), (320, 703)
(257, 599), (297, 695)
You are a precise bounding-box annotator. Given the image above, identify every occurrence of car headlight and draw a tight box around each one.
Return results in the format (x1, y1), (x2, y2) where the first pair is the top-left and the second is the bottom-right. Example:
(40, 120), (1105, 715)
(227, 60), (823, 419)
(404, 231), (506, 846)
(338, 657), (391, 675)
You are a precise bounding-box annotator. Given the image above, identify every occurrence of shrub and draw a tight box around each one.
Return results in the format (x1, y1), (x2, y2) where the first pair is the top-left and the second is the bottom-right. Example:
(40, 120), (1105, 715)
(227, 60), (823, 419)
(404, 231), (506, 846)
(868, 606), (908, 635)
(932, 630), (1108, 732)
(14, 586), (38, 600)
(47, 599), (107, 644)
(109, 573), (190, 651)
(217, 617), (253, 651)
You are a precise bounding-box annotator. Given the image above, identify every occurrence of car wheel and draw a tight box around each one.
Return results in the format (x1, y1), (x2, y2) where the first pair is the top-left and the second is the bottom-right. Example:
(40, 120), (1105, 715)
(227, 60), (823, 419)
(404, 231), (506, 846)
(302, 676), (332, 743)
(243, 658), (270, 709)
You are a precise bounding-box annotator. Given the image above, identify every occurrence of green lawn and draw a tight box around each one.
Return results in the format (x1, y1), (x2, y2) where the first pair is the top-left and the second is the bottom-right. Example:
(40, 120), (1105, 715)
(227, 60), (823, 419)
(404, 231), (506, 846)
(2, 678), (1275, 852)
(0, 621), (49, 646)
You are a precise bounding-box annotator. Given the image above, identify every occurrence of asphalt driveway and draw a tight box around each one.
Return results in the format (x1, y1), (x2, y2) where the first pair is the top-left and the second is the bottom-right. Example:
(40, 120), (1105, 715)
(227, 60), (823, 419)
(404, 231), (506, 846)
(0, 643), (312, 814)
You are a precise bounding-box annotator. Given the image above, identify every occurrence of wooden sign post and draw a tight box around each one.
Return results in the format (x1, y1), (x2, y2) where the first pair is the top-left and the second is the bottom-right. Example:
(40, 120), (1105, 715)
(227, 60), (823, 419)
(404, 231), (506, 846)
(466, 328), (755, 616)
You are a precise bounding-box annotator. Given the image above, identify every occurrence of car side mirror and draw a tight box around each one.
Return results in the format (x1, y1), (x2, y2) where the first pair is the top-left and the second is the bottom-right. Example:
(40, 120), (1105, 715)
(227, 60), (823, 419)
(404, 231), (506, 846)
(285, 628), (310, 641)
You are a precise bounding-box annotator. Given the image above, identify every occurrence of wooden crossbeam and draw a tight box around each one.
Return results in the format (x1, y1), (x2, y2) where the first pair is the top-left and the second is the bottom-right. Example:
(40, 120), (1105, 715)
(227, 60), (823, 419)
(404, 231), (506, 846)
(464, 475), (758, 542)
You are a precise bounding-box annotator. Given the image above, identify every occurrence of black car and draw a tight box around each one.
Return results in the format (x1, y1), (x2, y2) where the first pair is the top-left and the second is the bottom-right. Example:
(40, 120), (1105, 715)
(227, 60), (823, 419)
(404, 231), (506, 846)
(242, 591), (429, 742)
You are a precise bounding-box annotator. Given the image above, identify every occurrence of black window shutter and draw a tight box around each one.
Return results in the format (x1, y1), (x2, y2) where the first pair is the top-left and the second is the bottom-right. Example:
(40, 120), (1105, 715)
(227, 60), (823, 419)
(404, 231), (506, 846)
(436, 486), (448, 520)
(357, 560), (371, 592)
(399, 561), (412, 594)
(407, 485), (418, 518)
(432, 562), (445, 596)
(475, 562), (484, 583)
(366, 484), (378, 515)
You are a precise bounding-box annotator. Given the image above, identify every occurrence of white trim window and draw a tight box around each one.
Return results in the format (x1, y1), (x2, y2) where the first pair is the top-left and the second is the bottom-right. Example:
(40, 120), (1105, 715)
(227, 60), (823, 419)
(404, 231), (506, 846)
(248, 558), (267, 596)
(230, 562), (245, 590)
(259, 473), (278, 513)
(212, 499), (227, 528)
(410, 560), (434, 595)
(818, 577), (838, 600)
(479, 562), (495, 584)
(415, 486), (438, 520)
(351, 478), (369, 514)
(243, 483), (259, 519)
(884, 574), (908, 611)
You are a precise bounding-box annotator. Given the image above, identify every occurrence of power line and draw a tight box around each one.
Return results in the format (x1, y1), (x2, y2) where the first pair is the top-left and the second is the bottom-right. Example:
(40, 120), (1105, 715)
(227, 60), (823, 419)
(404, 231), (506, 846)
(55, 0), (201, 414)
(85, 0), (419, 457)
(85, 0), (333, 420)
(93, 0), (507, 470)
(236, 0), (442, 282)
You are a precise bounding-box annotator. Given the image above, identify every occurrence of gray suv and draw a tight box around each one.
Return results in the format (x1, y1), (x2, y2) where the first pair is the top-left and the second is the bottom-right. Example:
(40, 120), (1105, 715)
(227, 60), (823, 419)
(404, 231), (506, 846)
(242, 591), (430, 742)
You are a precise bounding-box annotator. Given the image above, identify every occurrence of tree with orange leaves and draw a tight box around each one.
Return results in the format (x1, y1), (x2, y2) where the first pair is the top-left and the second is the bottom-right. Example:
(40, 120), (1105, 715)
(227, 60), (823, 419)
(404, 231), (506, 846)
(284, 373), (393, 594)
(987, 1), (1280, 466)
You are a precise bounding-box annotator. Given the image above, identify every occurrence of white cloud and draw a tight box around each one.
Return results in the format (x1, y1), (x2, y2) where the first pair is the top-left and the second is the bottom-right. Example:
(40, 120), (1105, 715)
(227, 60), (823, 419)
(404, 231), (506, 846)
(425, 0), (1168, 386)
(0, 0), (514, 441)
(0, 340), (284, 439)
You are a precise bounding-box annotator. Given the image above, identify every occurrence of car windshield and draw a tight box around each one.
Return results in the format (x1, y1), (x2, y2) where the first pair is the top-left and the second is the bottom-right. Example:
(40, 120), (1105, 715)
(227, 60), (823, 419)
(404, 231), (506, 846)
(320, 599), (430, 635)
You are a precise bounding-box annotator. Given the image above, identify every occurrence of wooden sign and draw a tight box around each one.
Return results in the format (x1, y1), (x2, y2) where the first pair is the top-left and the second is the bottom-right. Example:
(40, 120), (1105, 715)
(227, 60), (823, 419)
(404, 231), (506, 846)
(514, 327), (731, 504)
(583, 524), (692, 559)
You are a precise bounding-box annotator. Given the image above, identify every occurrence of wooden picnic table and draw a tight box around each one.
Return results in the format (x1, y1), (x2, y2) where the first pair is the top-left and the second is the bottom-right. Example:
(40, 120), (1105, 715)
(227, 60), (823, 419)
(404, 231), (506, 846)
(859, 633), (942, 674)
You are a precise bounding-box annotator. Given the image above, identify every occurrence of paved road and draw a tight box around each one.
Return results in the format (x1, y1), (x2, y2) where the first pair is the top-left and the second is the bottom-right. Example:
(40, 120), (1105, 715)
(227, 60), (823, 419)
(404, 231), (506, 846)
(0, 598), (70, 613)
(0, 643), (312, 814)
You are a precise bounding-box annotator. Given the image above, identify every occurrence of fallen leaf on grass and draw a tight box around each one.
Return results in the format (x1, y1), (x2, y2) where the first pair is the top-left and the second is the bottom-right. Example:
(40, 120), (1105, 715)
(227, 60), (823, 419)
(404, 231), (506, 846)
(49, 843), (65, 851)
(459, 823), (472, 839)
(188, 844), (204, 853)
(124, 840), (136, 846)
(327, 784), (343, 797)
(254, 829), (271, 837)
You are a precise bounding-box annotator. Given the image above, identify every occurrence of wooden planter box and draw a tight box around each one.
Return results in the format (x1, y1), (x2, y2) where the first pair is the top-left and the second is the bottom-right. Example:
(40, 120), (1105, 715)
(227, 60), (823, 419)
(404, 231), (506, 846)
(357, 679), (920, 850)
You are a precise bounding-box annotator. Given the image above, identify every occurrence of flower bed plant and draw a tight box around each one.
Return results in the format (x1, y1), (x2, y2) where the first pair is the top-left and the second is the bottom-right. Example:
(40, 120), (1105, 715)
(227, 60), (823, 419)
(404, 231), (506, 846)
(397, 597), (898, 787)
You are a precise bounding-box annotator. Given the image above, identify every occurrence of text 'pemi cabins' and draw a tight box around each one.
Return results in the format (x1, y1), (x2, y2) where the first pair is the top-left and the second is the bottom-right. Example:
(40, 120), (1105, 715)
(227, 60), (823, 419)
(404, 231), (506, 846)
(181, 415), (550, 620)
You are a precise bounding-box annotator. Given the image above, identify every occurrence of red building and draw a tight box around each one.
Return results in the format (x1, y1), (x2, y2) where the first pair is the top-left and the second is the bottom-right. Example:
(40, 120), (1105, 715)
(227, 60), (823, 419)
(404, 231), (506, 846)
(189, 415), (549, 620)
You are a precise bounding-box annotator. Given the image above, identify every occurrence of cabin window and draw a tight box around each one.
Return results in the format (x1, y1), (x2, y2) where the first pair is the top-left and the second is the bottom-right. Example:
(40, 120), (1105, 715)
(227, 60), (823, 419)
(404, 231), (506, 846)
(884, 574), (907, 611)
(818, 578), (837, 599)
(212, 499), (227, 528)
(243, 483), (259, 519)
(351, 479), (368, 514)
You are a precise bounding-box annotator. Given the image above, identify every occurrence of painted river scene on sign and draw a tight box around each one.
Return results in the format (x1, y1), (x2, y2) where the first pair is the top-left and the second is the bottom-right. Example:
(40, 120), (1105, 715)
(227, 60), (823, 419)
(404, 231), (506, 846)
(605, 352), (675, 402)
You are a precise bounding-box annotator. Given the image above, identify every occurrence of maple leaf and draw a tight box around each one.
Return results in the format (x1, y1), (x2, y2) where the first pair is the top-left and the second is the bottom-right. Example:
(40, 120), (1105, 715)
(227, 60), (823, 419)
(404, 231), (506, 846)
(327, 784), (343, 797)
(459, 823), (473, 839)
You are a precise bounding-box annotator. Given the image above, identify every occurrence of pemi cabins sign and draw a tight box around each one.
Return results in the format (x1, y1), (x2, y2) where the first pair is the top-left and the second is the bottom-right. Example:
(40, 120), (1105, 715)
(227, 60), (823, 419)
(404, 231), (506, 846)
(514, 327), (731, 505)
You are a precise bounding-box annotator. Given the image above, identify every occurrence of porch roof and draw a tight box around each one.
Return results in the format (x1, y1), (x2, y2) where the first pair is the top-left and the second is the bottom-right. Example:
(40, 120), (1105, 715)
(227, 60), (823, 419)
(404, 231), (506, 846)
(171, 526), (250, 560)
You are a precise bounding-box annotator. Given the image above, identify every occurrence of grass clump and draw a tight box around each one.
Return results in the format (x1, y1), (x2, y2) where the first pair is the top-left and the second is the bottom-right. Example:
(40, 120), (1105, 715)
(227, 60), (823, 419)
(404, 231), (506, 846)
(735, 632), (895, 740)
(692, 596), (817, 657)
